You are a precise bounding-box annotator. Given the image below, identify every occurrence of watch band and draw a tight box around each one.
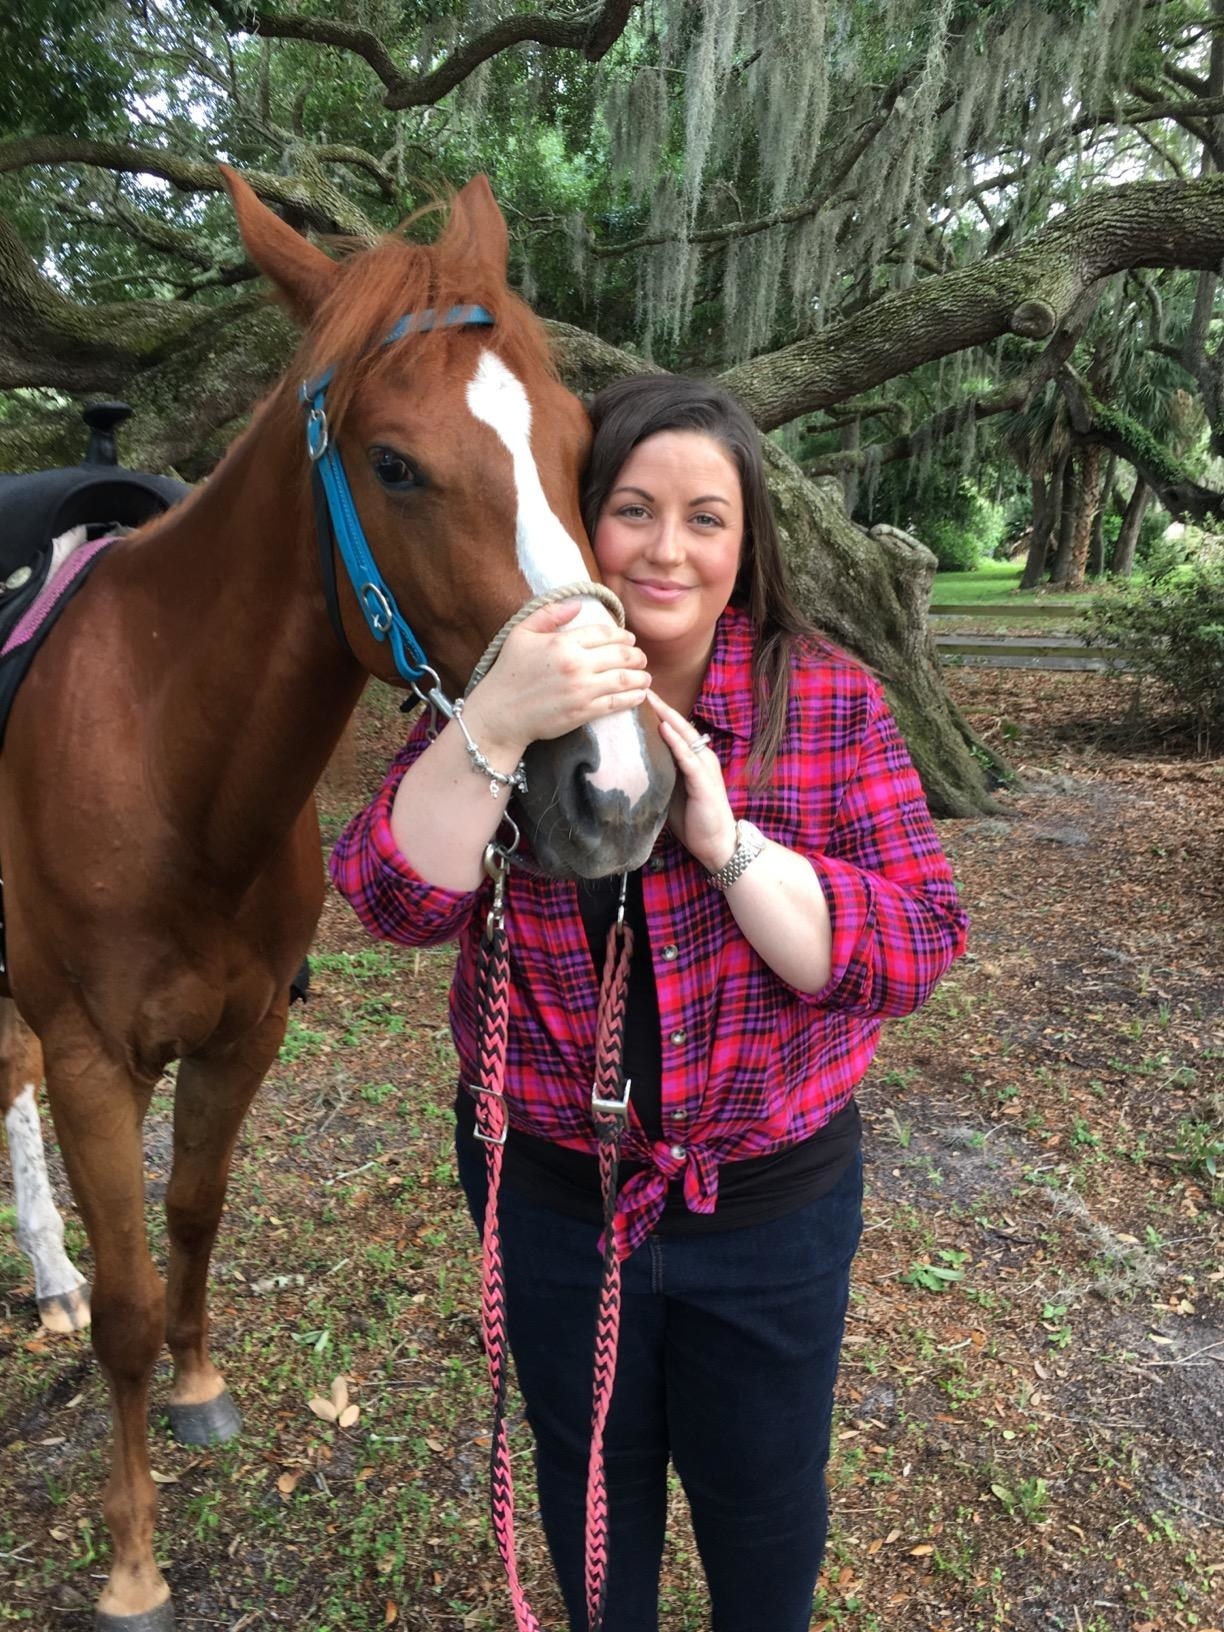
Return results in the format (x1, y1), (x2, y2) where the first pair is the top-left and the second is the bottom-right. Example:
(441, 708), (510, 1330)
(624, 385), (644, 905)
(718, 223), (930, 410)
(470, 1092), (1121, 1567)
(707, 820), (765, 891)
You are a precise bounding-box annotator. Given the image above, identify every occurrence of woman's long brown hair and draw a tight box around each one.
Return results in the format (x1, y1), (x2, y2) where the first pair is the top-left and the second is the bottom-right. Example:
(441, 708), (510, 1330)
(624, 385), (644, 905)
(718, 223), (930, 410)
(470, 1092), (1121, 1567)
(582, 375), (822, 784)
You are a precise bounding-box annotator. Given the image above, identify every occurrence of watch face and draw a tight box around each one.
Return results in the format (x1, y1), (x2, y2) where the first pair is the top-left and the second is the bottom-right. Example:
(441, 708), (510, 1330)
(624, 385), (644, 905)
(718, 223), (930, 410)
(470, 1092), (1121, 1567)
(739, 821), (766, 849)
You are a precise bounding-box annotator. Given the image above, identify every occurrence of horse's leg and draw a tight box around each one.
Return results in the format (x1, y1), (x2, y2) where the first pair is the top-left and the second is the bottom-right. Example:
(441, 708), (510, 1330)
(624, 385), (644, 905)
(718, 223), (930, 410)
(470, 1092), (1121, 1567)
(0, 999), (90, 1332)
(163, 1005), (287, 1445)
(44, 1047), (171, 1629)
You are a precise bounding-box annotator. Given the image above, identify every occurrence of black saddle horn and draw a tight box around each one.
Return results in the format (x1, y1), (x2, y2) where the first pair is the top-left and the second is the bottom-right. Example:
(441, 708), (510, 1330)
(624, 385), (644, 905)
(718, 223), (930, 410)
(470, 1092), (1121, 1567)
(81, 403), (133, 468)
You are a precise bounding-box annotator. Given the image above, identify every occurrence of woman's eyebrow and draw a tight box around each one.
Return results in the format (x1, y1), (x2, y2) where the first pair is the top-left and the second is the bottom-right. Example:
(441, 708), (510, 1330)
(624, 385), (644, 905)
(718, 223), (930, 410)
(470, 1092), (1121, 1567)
(609, 485), (731, 506)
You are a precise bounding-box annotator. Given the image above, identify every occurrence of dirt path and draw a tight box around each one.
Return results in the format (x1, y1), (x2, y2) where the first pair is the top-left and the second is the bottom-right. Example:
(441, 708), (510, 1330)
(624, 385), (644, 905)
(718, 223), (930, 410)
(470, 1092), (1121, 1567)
(1, 670), (1220, 1632)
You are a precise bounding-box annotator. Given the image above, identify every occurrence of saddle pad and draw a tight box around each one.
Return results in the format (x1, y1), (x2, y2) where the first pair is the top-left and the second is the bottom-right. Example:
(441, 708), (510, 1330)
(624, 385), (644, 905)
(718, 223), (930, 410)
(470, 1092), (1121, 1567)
(0, 534), (117, 749)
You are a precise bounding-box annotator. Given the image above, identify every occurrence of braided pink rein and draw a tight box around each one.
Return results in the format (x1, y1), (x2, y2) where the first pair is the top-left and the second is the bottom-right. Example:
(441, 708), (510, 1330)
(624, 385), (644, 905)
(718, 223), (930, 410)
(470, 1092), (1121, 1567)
(470, 847), (632, 1632)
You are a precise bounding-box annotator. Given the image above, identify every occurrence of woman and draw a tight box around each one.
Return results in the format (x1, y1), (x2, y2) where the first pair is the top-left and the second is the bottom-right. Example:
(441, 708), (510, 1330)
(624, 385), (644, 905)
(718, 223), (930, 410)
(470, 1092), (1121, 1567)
(330, 376), (968, 1631)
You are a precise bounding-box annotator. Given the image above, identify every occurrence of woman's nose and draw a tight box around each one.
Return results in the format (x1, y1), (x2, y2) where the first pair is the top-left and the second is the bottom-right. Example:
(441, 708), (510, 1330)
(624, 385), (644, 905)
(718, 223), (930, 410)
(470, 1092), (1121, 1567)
(645, 517), (684, 563)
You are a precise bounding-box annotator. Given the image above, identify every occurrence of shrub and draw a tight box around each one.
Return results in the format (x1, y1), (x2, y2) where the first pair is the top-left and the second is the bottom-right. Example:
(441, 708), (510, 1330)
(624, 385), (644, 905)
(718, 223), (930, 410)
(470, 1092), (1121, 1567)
(919, 481), (1007, 572)
(1081, 552), (1224, 750)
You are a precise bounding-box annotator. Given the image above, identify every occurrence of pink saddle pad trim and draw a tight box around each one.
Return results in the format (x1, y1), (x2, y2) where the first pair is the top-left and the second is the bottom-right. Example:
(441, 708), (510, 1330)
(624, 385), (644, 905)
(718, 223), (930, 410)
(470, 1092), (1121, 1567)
(1, 535), (115, 659)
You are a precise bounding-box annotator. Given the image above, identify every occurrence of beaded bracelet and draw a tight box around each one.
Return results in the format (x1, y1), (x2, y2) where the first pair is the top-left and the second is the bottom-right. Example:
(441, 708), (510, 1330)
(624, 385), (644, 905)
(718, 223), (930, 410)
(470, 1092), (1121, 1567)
(451, 698), (528, 797)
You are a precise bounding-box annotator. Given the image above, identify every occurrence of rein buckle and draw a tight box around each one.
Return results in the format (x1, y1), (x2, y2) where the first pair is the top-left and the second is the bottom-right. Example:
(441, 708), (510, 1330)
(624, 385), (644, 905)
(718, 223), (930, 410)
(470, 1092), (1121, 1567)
(591, 1076), (632, 1122)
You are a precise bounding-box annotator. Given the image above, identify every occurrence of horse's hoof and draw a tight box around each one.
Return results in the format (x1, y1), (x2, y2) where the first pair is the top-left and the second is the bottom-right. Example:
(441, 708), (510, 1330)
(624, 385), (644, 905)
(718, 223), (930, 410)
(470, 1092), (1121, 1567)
(95, 1604), (175, 1631)
(38, 1285), (92, 1334)
(166, 1390), (241, 1446)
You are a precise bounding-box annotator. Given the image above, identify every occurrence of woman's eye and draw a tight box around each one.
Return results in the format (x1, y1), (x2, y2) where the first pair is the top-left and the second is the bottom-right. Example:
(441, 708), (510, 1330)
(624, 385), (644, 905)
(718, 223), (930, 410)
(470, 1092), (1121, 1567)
(692, 512), (721, 527)
(371, 447), (419, 490)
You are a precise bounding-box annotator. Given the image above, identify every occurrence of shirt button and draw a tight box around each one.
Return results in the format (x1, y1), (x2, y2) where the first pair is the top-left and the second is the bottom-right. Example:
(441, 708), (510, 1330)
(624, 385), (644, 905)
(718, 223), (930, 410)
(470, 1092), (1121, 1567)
(648, 855), (666, 873)
(672, 1108), (688, 1122)
(670, 1145), (687, 1162)
(670, 1028), (687, 1046)
(660, 943), (679, 962)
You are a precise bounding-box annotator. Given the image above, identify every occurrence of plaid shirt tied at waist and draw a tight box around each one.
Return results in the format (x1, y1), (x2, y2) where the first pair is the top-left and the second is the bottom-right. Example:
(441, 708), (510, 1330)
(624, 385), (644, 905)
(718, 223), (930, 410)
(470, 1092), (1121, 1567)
(329, 607), (969, 1257)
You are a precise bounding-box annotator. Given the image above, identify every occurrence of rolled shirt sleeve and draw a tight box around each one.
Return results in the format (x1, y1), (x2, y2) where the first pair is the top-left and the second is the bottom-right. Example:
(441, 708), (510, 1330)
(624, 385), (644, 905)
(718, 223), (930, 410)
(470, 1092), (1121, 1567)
(328, 720), (480, 948)
(807, 686), (968, 1017)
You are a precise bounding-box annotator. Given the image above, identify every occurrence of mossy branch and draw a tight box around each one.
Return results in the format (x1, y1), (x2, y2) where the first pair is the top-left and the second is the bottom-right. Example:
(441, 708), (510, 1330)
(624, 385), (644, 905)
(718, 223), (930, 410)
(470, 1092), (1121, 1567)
(722, 174), (1224, 431)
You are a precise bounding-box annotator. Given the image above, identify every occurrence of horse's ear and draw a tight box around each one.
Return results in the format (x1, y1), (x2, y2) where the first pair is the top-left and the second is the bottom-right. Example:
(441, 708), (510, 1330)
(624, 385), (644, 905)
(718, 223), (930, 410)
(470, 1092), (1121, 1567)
(443, 175), (509, 281)
(218, 163), (338, 324)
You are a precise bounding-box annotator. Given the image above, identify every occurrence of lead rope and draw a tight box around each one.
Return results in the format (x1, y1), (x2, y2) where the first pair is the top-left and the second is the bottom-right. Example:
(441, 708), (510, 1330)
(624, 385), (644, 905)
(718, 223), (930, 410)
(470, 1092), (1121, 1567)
(471, 850), (632, 1632)
(471, 846), (542, 1632)
(586, 881), (634, 1632)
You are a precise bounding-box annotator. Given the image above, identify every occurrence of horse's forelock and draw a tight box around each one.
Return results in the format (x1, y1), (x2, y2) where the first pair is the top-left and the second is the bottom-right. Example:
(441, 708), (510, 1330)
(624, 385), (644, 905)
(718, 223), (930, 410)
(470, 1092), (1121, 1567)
(293, 228), (556, 435)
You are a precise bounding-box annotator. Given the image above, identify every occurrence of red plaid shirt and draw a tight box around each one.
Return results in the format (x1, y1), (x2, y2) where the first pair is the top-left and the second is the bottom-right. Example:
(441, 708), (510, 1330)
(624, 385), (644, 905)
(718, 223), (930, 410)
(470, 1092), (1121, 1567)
(330, 607), (968, 1255)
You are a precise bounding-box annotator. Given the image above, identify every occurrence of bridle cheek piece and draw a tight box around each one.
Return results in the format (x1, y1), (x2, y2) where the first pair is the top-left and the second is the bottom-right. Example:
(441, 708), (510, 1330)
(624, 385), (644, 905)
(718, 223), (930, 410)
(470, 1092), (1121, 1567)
(300, 301), (622, 722)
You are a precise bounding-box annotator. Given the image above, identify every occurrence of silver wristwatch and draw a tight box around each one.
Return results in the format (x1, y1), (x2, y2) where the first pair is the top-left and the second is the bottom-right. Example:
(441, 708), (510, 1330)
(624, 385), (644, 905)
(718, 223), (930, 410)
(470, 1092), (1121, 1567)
(707, 820), (766, 891)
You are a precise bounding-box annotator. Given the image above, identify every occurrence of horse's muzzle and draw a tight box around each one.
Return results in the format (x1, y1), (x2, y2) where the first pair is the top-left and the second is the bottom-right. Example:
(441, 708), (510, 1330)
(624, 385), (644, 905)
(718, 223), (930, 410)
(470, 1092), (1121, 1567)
(517, 714), (675, 880)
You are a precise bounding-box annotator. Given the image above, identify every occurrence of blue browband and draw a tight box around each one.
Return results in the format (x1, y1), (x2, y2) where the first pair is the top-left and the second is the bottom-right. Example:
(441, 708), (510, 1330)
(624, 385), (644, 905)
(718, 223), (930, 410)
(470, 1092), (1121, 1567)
(300, 303), (495, 695)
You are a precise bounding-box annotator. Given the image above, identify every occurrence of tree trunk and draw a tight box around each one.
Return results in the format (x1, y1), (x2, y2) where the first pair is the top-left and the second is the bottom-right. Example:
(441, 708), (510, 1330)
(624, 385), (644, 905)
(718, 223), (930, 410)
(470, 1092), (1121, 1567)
(1048, 455), (1080, 585)
(1112, 478), (1151, 577)
(760, 442), (1007, 815)
(839, 416), (861, 517)
(1088, 450), (1116, 578)
(1019, 462), (1060, 590)
(1064, 445), (1103, 591)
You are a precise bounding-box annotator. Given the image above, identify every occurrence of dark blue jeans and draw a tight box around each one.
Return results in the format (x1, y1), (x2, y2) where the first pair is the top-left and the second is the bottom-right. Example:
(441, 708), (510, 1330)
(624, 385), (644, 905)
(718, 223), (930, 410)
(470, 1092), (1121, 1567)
(457, 1139), (863, 1632)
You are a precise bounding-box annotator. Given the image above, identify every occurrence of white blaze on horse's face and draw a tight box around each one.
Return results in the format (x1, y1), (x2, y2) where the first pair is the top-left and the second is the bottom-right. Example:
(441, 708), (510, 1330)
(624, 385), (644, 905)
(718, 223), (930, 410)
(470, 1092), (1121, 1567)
(465, 350), (649, 801)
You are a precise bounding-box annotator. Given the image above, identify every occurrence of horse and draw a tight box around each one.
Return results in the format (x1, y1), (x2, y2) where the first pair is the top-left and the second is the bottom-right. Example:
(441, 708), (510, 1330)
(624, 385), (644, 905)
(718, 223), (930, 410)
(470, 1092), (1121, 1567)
(1, 1010), (90, 1331)
(0, 167), (674, 1631)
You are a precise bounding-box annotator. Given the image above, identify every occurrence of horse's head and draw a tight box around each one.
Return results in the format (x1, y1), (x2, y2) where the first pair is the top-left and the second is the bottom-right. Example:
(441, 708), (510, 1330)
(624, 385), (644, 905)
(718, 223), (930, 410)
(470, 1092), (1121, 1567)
(220, 168), (674, 879)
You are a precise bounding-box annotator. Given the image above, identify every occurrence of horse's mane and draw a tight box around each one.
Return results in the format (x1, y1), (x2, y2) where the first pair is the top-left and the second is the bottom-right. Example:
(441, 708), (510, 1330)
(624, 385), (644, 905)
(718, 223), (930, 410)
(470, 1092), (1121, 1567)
(294, 212), (556, 432)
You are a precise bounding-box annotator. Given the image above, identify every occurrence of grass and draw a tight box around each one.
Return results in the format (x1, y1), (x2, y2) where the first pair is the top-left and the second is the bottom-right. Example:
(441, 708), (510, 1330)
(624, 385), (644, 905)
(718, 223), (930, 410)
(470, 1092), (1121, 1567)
(931, 559), (1105, 607)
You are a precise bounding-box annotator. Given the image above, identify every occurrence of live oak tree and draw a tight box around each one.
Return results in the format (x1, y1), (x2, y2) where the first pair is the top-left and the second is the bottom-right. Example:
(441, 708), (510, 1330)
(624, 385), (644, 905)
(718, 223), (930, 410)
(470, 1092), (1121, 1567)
(3, 0), (1223, 812)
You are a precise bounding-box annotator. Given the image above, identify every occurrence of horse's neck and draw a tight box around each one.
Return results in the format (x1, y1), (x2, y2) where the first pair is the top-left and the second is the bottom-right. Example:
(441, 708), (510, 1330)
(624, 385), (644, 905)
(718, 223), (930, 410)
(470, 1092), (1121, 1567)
(118, 413), (368, 884)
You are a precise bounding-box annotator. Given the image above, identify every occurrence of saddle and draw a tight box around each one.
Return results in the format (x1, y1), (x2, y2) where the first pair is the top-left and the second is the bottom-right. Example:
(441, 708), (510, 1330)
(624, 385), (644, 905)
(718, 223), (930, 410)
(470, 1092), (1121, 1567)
(0, 404), (310, 1004)
(0, 404), (189, 748)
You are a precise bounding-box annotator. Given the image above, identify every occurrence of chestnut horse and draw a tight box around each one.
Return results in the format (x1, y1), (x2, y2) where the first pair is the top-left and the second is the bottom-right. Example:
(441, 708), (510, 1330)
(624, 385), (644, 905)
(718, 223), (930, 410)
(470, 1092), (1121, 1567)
(0, 168), (673, 1630)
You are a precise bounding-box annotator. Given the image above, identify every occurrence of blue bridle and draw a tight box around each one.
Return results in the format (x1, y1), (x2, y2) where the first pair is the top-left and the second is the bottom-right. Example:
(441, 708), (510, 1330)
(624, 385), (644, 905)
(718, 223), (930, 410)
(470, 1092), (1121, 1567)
(299, 303), (495, 704)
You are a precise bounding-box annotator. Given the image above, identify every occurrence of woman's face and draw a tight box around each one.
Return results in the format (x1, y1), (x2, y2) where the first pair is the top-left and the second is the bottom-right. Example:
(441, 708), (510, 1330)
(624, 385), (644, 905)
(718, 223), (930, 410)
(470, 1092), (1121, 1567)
(593, 430), (744, 670)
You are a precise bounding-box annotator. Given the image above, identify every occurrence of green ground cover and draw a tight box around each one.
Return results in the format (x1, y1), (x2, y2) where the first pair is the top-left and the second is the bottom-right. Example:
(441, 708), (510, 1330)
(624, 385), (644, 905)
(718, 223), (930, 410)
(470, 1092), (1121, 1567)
(931, 561), (1104, 608)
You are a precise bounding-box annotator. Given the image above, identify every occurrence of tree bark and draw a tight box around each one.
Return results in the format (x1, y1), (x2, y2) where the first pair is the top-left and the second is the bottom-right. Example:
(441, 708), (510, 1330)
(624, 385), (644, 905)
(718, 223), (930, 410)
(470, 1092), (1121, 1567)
(758, 445), (1006, 816)
(1019, 463), (1060, 590)
(1112, 478), (1152, 577)
(1088, 450), (1116, 578)
(839, 417), (861, 516)
(1049, 456), (1080, 585)
(1065, 444), (1104, 591)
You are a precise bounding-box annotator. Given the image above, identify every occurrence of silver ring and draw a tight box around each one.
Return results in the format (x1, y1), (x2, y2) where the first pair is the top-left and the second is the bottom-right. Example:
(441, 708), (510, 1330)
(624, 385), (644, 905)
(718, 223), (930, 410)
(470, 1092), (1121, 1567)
(688, 733), (712, 754)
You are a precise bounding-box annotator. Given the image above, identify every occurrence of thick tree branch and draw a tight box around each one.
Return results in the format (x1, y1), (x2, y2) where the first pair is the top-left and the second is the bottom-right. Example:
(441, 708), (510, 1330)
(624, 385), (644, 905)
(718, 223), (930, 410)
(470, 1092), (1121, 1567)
(0, 138), (377, 236)
(720, 174), (1224, 432)
(804, 286), (1104, 478)
(212, 2), (638, 111)
(0, 211), (202, 391)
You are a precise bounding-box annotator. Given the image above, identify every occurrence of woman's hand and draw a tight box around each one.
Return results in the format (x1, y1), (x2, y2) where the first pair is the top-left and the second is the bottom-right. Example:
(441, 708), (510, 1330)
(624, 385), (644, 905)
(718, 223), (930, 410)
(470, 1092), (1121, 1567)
(646, 690), (737, 873)
(463, 600), (650, 760)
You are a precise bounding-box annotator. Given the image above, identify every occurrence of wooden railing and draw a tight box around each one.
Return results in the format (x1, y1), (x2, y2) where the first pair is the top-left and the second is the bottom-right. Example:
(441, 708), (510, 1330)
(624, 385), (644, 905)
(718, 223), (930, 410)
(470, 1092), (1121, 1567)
(928, 603), (1128, 671)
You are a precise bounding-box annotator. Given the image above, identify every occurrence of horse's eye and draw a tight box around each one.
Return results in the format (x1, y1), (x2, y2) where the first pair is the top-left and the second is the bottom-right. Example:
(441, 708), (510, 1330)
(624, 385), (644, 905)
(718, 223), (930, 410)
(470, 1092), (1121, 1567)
(370, 447), (420, 491)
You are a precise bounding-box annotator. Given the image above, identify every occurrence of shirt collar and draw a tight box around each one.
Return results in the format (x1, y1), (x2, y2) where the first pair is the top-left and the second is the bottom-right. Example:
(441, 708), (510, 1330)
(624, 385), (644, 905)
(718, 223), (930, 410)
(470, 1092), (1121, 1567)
(691, 604), (756, 742)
